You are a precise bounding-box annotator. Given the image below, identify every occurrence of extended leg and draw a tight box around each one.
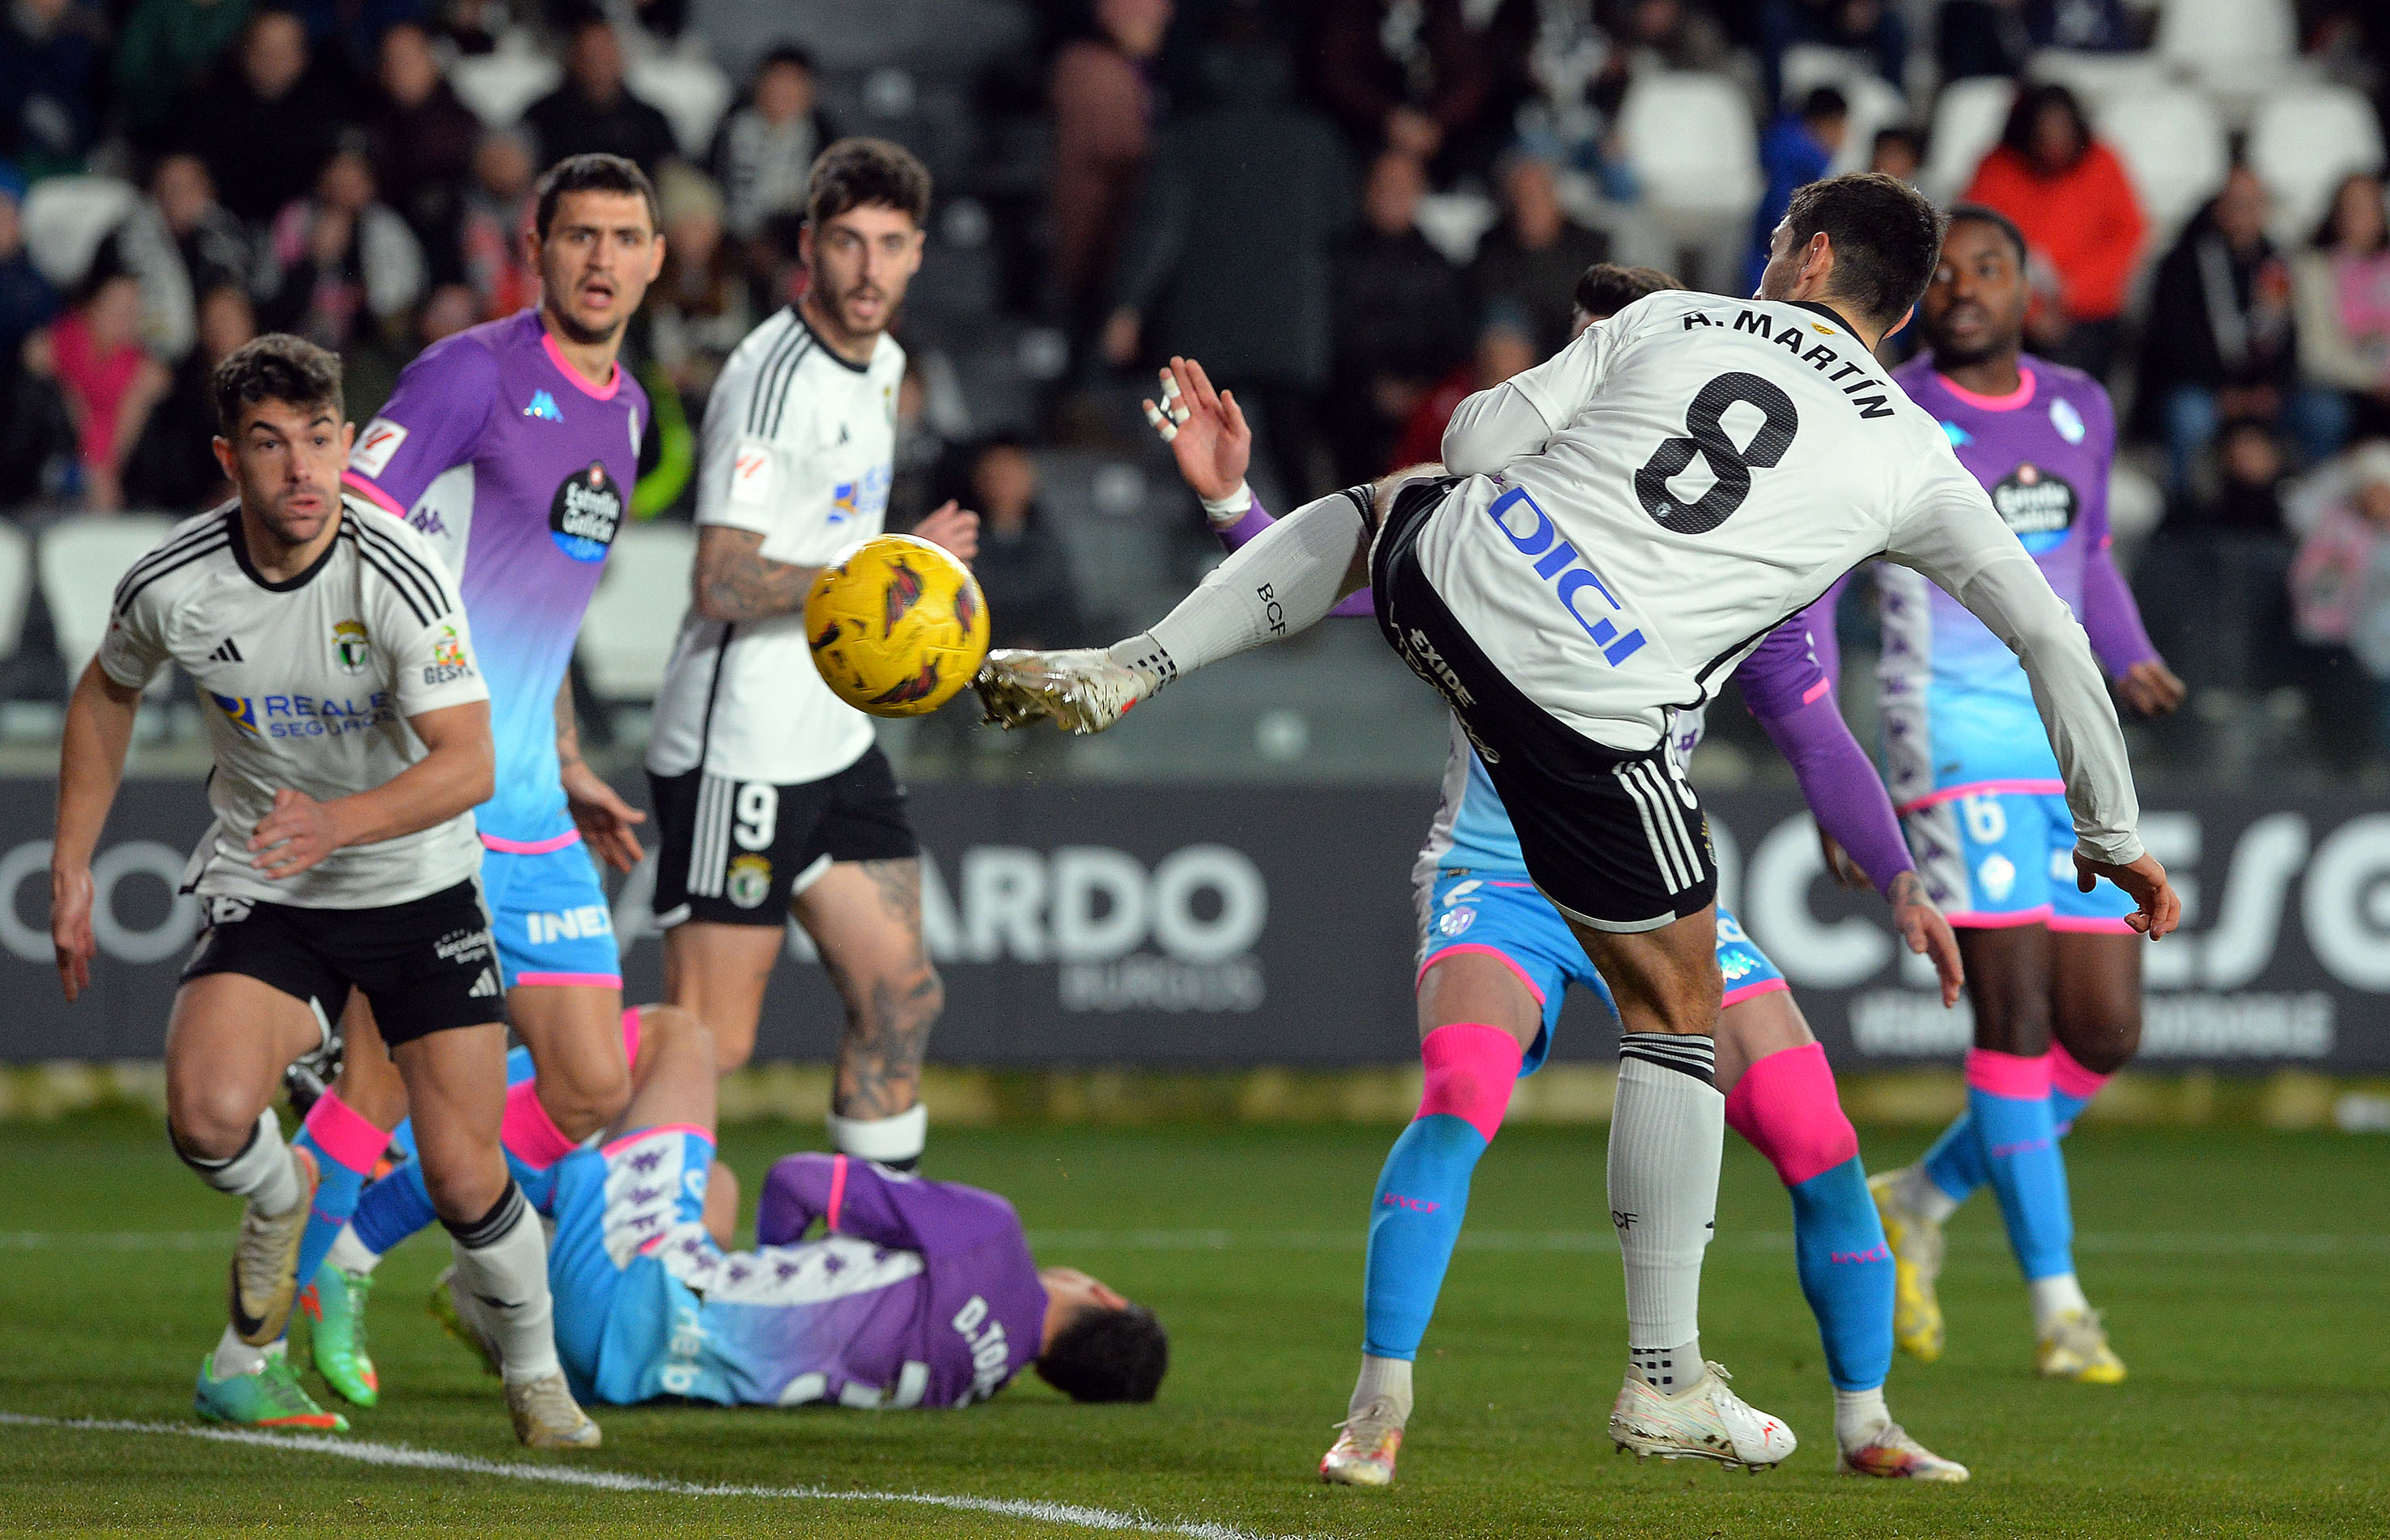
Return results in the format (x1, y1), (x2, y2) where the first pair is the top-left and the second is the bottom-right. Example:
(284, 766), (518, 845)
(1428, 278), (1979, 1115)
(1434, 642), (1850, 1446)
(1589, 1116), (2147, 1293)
(291, 998), (405, 1406)
(663, 919), (783, 1075)
(796, 859), (942, 1169)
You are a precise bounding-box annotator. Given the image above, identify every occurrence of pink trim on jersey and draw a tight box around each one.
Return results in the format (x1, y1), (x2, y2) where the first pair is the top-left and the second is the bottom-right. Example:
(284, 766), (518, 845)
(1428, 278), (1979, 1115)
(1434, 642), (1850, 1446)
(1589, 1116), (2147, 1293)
(620, 1005), (643, 1069)
(542, 329), (621, 400)
(1418, 944), (1548, 1008)
(300, 1088), (393, 1176)
(1936, 364), (2036, 412)
(482, 829), (584, 855)
(1723, 1042), (1858, 1187)
(1487, 880), (1539, 888)
(341, 470), (407, 516)
(602, 1122), (712, 1158)
(2047, 1042), (2110, 1102)
(1966, 1046), (2052, 1100)
(1897, 778), (2065, 813)
(825, 1153), (850, 1232)
(502, 1080), (580, 1169)
(515, 970), (622, 988)
(1416, 1023), (1524, 1142)
(1946, 905), (2055, 929)
(1721, 977), (1792, 1010)
(1801, 676), (1833, 705)
(2048, 914), (2137, 935)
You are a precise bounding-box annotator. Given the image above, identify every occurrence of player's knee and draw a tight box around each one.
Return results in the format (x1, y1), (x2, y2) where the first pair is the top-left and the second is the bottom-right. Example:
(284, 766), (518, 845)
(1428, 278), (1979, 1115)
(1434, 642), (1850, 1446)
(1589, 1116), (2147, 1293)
(2062, 1020), (2138, 1076)
(545, 1051), (633, 1134)
(1723, 1042), (1857, 1188)
(1417, 1023), (1524, 1141)
(419, 1152), (507, 1226)
(167, 1083), (263, 1161)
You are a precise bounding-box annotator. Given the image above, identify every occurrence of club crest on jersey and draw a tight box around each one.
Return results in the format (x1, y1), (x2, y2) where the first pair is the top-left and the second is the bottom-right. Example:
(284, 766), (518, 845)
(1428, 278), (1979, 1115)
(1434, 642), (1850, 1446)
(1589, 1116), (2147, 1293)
(550, 461), (623, 562)
(2051, 397), (2086, 444)
(330, 619), (371, 674)
(1990, 462), (2078, 554)
(1433, 906), (1476, 938)
(727, 854), (772, 910)
(524, 389), (563, 422)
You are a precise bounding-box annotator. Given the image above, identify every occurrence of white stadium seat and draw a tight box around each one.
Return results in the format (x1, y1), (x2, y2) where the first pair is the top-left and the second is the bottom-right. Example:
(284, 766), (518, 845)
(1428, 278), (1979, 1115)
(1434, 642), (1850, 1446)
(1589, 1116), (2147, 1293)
(1826, 73), (1911, 178)
(0, 524), (32, 666)
(39, 516), (176, 681)
(577, 521), (696, 703)
(627, 52), (733, 159)
(2025, 49), (2167, 114)
(2154, 0), (2298, 120)
(450, 40), (562, 128)
(2093, 87), (2229, 244)
(1778, 44), (1874, 109)
(1920, 77), (2014, 207)
(2248, 85), (2388, 248)
(1617, 72), (1761, 244)
(18, 175), (138, 291)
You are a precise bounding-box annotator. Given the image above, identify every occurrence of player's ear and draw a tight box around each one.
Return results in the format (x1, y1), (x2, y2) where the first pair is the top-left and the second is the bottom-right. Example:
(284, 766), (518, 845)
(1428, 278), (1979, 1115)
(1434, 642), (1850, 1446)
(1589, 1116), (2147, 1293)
(211, 434), (236, 482)
(340, 419), (356, 458)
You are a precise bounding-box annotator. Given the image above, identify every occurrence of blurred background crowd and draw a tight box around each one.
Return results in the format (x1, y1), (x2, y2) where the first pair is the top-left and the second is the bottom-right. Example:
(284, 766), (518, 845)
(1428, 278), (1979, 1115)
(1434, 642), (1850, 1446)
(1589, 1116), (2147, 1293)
(2, 0), (2387, 787)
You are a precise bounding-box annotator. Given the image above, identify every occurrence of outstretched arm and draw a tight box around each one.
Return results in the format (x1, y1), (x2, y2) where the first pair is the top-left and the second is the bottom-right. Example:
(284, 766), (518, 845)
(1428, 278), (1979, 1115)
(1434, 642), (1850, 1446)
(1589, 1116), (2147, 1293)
(756, 1152), (922, 1249)
(53, 661), (142, 1002)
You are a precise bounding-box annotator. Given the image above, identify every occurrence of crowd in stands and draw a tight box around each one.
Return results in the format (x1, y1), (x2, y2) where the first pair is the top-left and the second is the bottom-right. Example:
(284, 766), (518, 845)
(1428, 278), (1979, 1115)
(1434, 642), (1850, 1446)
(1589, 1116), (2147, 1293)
(2, 0), (2388, 770)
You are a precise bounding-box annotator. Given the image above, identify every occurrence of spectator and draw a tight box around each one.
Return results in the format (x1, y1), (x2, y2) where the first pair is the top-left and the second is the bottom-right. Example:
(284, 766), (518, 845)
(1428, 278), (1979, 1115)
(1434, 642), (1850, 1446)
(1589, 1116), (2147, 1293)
(1106, 39), (1351, 503)
(2287, 439), (2390, 764)
(1471, 151), (1610, 360)
(2292, 172), (2390, 448)
(125, 280), (253, 510)
(0, 170), (62, 507)
(115, 0), (254, 138)
(415, 278), (476, 345)
(1760, 0), (1906, 102)
(1327, 150), (1470, 482)
(1, 0), (109, 176)
(456, 127), (537, 320)
(289, 0), (426, 77)
(364, 20), (480, 254)
(1314, 0), (1491, 176)
(1050, 0), (1167, 329)
(23, 259), (172, 511)
(1744, 87), (1848, 295)
(261, 145), (425, 350)
(1869, 125), (1922, 184)
(177, 7), (346, 223)
(2173, 418), (2289, 536)
(962, 437), (1088, 651)
(1963, 83), (2144, 382)
(523, 17), (681, 178)
(642, 162), (750, 418)
(711, 45), (837, 244)
(1393, 316), (1537, 469)
(433, 0), (499, 56)
(150, 151), (260, 301)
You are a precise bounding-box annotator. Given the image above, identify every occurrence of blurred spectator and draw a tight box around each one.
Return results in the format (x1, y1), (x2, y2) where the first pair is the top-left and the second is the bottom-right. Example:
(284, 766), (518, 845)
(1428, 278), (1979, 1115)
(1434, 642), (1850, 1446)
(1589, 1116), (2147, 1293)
(364, 20), (479, 253)
(125, 280), (252, 510)
(433, 0), (499, 56)
(415, 278), (476, 344)
(2287, 439), (2390, 762)
(456, 127), (537, 319)
(2292, 173), (2390, 447)
(1760, 0), (1906, 102)
(115, 0), (254, 138)
(524, 17), (680, 178)
(1393, 316), (1536, 468)
(0, 169), (62, 507)
(1106, 40), (1350, 503)
(642, 161), (749, 417)
(1051, 0), (1167, 329)
(1940, 0), (2136, 80)
(177, 7), (346, 223)
(1963, 84), (2144, 382)
(1, 0), (109, 176)
(1744, 87), (1847, 295)
(1471, 151), (1610, 360)
(1869, 125), (1922, 184)
(962, 437), (1088, 651)
(1328, 150), (1470, 482)
(1314, 0), (1490, 176)
(2173, 418), (2288, 536)
(23, 259), (172, 511)
(2139, 167), (2329, 493)
(289, 0), (424, 77)
(261, 145), (425, 350)
(711, 45), (836, 244)
(151, 152), (261, 300)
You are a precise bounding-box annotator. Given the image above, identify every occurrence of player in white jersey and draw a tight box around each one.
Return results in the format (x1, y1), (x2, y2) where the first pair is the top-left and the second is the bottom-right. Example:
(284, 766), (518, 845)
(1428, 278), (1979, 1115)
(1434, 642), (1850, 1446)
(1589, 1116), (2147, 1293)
(647, 139), (977, 1170)
(980, 174), (2180, 1461)
(49, 336), (597, 1448)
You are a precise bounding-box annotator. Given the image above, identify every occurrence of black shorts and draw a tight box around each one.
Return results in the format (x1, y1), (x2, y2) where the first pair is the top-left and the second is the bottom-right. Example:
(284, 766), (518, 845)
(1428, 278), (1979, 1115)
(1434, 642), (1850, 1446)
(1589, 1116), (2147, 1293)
(1370, 477), (1717, 932)
(180, 881), (506, 1047)
(650, 747), (920, 927)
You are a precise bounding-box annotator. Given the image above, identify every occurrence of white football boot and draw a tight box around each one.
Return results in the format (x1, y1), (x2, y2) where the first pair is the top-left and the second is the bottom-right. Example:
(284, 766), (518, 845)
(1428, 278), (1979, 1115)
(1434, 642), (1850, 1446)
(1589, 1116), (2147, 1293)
(1609, 1362), (1798, 1472)
(973, 648), (1156, 734)
(1837, 1422), (1971, 1481)
(1319, 1397), (1405, 1487)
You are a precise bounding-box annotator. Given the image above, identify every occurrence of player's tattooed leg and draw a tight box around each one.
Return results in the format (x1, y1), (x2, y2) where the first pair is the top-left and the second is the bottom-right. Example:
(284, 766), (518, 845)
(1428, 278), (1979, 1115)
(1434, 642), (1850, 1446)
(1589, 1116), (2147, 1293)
(804, 859), (944, 1122)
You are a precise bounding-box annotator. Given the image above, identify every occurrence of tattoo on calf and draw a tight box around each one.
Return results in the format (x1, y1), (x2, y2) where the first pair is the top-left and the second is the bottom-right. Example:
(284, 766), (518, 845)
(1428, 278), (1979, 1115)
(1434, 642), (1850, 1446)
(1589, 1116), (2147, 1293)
(828, 859), (940, 1120)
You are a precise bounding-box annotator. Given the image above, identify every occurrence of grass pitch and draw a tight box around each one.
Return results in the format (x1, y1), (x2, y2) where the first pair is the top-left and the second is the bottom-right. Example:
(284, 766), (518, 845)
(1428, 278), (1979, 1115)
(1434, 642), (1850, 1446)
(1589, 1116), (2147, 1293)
(1, 1114), (2383, 1537)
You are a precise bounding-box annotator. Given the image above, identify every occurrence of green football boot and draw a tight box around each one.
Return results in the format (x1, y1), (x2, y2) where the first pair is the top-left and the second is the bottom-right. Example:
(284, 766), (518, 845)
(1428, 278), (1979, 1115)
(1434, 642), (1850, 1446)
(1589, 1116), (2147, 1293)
(193, 1351), (349, 1432)
(300, 1262), (380, 1406)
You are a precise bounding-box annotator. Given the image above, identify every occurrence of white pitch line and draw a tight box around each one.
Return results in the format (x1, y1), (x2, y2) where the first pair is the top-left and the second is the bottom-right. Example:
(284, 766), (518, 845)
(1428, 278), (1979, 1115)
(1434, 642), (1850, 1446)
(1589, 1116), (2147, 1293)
(0, 1414), (1315, 1540)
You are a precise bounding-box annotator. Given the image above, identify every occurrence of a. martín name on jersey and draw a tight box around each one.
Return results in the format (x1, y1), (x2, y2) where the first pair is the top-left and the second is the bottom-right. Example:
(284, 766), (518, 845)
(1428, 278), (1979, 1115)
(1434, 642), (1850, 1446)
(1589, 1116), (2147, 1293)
(1678, 307), (1897, 420)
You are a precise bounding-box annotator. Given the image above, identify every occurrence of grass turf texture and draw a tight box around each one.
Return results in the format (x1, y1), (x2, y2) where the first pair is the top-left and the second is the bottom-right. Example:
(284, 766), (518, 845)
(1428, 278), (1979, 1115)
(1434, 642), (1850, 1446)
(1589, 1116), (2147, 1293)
(2, 1115), (2383, 1537)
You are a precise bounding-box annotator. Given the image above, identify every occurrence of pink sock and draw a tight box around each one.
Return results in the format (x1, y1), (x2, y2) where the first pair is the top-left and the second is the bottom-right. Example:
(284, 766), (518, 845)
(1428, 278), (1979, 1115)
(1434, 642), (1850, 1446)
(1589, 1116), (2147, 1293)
(620, 1006), (643, 1070)
(1965, 1046), (2053, 1100)
(1416, 1023), (1525, 1141)
(300, 1088), (391, 1176)
(501, 1080), (580, 1170)
(1722, 1042), (1858, 1188)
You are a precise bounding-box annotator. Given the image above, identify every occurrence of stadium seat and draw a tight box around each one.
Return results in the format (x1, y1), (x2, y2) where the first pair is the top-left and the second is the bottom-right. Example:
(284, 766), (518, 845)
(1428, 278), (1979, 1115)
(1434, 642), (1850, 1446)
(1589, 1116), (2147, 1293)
(2248, 85), (2388, 248)
(1825, 73), (1910, 178)
(2025, 49), (2168, 113)
(2154, 0), (2298, 119)
(38, 515), (176, 681)
(450, 40), (562, 128)
(2093, 87), (2229, 243)
(1920, 77), (2014, 206)
(1617, 72), (1761, 246)
(18, 175), (138, 291)
(626, 51), (733, 159)
(0, 524), (33, 668)
(1777, 44), (1875, 110)
(576, 521), (696, 703)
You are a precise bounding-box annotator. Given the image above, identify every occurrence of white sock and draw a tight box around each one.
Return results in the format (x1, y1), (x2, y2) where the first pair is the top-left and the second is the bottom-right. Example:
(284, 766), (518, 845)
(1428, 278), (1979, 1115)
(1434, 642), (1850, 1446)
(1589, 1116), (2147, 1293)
(1834, 1385), (1891, 1449)
(444, 1183), (560, 1385)
(181, 1111), (304, 1216)
(2028, 1272), (2091, 1334)
(326, 1224), (380, 1276)
(1350, 1354), (1414, 1423)
(1121, 488), (1371, 685)
(1610, 1042), (1724, 1373)
(210, 1322), (269, 1379)
(1899, 1163), (1962, 1224)
(828, 1105), (928, 1169)
(1628, 1336), (1701, 1394)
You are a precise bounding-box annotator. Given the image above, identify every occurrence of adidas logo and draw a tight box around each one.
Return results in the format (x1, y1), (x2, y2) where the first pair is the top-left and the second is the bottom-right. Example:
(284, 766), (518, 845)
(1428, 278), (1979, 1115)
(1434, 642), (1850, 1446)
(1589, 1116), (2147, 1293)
(524, 389), (562, 422)
(209, 637), (244, 663)
(468, 968), (500, 998)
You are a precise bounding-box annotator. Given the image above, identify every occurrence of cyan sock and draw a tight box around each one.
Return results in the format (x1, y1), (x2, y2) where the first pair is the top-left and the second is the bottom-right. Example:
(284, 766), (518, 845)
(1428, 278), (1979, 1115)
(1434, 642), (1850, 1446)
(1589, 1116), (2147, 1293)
(1787, 1156), (1895, 1394)
(1361, 1114), (1488, 1360)
(1966, 1055), (2075, 1282)
(352, 1157), (438, 1258)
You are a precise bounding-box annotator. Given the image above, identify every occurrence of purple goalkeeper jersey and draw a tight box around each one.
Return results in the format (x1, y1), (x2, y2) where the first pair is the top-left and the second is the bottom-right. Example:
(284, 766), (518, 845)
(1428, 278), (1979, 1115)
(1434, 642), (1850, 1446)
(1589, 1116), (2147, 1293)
(342, 308), (647, 846)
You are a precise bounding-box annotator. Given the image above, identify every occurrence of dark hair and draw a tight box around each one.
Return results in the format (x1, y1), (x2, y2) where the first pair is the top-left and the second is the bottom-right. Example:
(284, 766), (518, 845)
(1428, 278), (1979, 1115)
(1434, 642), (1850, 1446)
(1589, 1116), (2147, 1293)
(807, 138), (932, 232)
(212, 332), (343, 434)
(759, 43), (816, 76)
(1945, 202), (2028, 265)
(533, 152), (658, 240)
(1871, 125), (1924, 160)
(1034, 1303), (1167, 1403)
(1998, 83), (2092, 169)
(1782, 172), (1947, 329)
(1799, 85), (1849, 122)
(1573, 262), (1680, 322)
(2312, 171), (2388, 254)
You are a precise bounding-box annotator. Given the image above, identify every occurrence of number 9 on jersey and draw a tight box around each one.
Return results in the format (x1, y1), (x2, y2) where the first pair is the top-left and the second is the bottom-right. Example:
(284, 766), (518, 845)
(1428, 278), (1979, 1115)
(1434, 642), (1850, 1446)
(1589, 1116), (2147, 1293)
(806, 533), (991, 719)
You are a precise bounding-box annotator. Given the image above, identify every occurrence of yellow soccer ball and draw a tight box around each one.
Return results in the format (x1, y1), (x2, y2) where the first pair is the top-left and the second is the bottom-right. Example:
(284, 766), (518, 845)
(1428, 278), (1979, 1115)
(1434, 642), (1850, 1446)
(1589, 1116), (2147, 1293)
(806, 533), (991, 718)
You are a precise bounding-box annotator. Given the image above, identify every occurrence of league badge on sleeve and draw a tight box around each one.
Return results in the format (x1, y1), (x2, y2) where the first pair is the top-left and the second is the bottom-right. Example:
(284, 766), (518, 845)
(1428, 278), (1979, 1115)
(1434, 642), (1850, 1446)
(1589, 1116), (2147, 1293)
(350, 418), (409, 477)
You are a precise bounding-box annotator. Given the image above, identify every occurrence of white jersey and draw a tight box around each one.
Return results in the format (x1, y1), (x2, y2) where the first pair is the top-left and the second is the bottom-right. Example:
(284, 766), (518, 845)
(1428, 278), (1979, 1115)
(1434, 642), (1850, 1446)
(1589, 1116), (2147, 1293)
(1429, 289), (2143, 863)
(647, 308), (905, 785)
(96, 500), (490, 908)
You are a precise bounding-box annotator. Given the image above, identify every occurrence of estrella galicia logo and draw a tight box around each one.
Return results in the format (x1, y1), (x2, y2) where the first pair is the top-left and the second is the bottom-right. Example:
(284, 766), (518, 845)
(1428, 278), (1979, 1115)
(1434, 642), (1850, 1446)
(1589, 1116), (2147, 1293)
(1989, 462), (2078, 554)
(331, 618), (371, 674)
(550, 461), (623, 562)
(210, 692), (261, 735)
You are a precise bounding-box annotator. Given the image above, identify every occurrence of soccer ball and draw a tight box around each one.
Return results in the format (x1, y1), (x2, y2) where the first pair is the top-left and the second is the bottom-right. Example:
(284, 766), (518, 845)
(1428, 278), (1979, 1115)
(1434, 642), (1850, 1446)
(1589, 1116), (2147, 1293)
(806, 533), (991, 718)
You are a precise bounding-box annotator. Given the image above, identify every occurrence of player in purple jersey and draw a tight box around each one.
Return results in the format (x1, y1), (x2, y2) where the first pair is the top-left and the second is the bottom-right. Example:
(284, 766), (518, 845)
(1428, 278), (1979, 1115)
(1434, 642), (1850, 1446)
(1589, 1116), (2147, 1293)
(1845, 209), (2184, 1384)
(430, 1008), (1168, 1411)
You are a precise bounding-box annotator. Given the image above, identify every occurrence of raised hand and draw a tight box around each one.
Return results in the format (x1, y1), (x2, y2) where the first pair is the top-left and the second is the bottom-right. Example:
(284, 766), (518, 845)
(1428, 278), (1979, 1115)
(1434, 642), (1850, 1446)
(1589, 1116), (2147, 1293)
(1142, 357), (1251, 507)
